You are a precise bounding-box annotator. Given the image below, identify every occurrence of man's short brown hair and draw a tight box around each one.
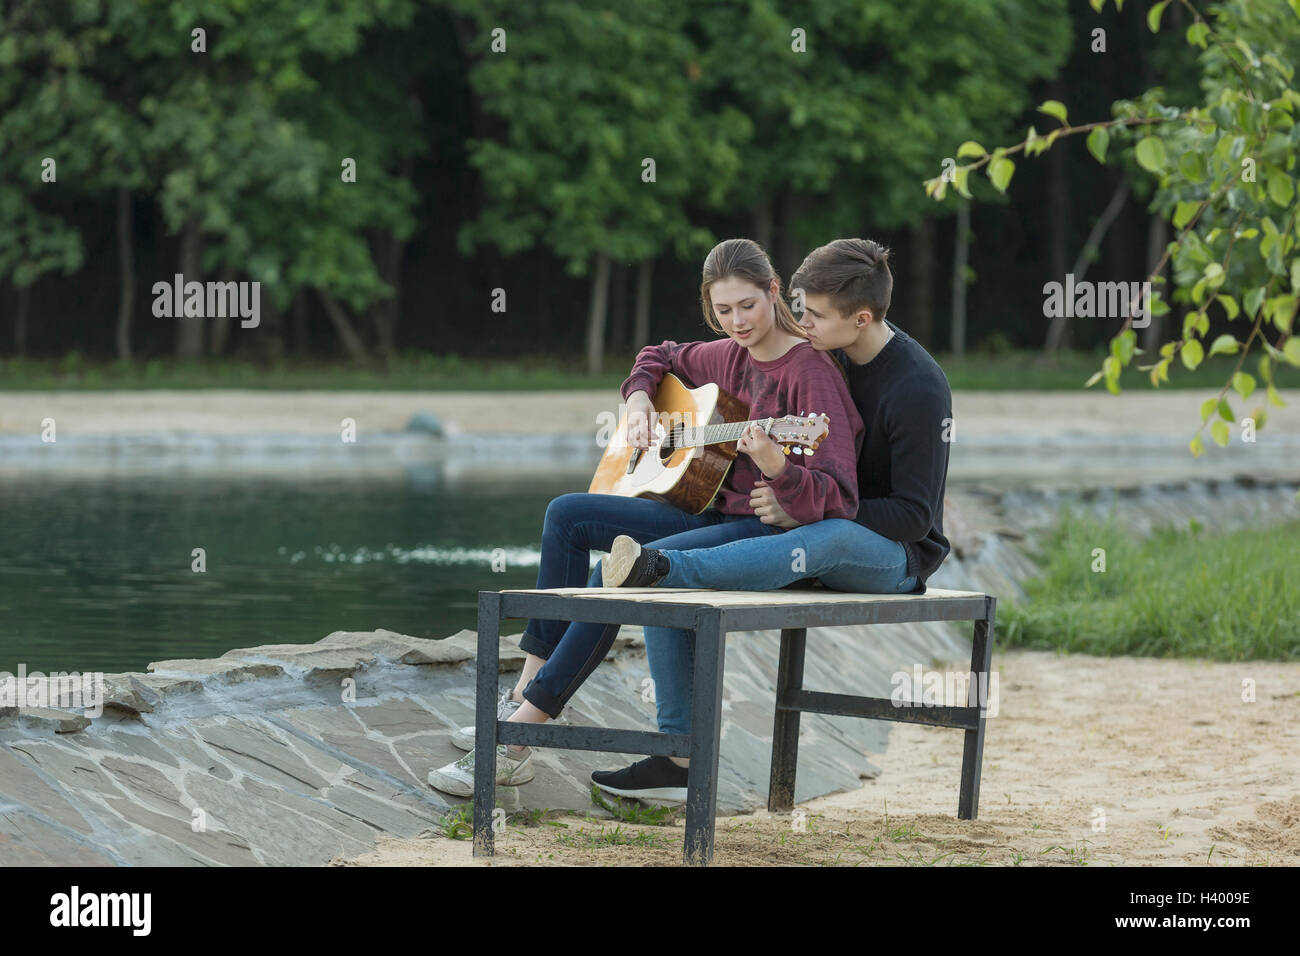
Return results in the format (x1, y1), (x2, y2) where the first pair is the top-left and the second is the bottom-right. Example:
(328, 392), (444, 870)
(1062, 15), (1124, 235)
(792, 238), (893, 323)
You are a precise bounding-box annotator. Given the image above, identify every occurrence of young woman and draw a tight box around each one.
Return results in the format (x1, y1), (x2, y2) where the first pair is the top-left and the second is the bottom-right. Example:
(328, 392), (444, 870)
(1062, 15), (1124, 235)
(427, 237), (865, 796)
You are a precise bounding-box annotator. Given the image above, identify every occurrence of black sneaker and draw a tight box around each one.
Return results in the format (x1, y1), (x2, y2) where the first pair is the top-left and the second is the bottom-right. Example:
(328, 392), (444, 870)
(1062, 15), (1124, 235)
(602, 535), (671, 588)
(591, 755), (688, 804)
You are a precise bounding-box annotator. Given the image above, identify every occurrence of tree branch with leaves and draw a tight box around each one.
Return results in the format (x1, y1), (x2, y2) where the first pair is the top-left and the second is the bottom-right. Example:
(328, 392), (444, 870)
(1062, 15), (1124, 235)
(924, 0), (1300, 461)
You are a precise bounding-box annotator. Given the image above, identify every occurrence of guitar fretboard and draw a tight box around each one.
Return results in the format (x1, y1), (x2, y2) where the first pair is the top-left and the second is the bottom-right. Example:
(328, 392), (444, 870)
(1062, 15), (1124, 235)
(670, 419), (772, 449)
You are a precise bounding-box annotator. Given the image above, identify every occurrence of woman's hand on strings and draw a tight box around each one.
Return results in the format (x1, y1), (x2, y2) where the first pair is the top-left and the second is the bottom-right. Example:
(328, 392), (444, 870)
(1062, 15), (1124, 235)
(623, 391), (656, 450)
(737, 423), (787, 479)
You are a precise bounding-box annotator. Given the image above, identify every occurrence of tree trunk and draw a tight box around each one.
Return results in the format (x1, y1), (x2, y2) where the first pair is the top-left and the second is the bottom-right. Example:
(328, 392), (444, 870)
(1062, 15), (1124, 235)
(115, 188), (135, 361)
(609, 259), (628, 353)
(318, 290), (371, 360)
(368, 230), (401, 360)
(751, 199), (775, 256)
(257, 293), (286, 360)
(1047, 122), (1069, 351)
(175, 216), (204, 358)
(633, 257), (653, 348)
(585, 252), (611, 376)
(1141, 212), (1168, 353)
(775, 191), (807, 281)
(909, 219), (935, 347)
(208, 270), (234, 357)
(14, 285), (30, 357)
(950, 200), (971, 356)
(292, 289), (309, 356)
(1044, 177), (1130, 354)
(367, 153), (410, 361)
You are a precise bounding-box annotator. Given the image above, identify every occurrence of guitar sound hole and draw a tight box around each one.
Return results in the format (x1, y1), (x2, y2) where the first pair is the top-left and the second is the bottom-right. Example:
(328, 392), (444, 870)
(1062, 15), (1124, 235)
(659, 428), (683, 460)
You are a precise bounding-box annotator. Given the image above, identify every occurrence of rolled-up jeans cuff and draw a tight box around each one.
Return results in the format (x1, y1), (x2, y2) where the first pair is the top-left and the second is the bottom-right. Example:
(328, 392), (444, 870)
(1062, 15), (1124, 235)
(521, 680), (564, 720)
(517, 630), (553, 659)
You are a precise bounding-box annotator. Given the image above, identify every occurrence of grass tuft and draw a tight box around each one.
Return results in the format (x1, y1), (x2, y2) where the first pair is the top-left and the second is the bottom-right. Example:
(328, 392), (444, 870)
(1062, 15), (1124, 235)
(1001, 509), (1299, 660)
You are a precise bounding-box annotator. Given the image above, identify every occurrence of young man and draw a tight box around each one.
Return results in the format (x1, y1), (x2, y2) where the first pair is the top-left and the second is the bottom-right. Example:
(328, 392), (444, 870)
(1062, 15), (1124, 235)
(591, 237), (954, 804)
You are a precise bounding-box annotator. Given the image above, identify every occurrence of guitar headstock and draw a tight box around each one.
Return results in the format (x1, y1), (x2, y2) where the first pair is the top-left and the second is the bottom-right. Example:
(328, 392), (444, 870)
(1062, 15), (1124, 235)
(769, 413), (829, 455)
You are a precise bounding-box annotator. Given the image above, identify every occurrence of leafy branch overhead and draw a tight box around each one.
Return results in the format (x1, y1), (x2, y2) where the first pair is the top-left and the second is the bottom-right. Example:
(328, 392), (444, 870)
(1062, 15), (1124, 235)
(924, 0), (1300, 456)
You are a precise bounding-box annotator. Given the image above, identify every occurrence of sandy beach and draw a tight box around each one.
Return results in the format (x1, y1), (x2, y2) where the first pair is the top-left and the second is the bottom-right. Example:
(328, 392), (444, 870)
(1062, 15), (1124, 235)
(338, 647), (1300, 867)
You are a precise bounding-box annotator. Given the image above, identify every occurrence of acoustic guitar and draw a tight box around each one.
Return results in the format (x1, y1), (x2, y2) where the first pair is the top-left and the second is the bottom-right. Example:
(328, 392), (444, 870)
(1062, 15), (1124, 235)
(588, 373), (830, 515)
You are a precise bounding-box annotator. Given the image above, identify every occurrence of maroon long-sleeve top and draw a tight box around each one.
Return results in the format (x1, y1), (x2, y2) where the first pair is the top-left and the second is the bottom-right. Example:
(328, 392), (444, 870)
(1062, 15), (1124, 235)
(619, 338), (863, 525)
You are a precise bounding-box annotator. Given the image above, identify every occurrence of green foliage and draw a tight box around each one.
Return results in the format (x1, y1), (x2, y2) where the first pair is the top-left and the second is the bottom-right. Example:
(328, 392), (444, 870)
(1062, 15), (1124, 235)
(590, 785), (681, 824)
(0, 0), (424, 314)
(449, 1), (729, 273)
(1002, 509), (1300, 660)
(1, 347), (1290, 390)
(453, 0), (1072, 268)
(929, 0), (1300, 450)
(438, 803), (474, 839)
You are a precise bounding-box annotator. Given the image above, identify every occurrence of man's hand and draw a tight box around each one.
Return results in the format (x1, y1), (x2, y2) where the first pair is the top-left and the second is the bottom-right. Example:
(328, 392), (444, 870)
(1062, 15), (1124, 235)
(750, 479), (800, 529)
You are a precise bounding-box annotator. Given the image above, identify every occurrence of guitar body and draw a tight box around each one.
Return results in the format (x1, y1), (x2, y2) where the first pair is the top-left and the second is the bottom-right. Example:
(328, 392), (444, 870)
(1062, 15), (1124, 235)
(589, 374), (749, 515)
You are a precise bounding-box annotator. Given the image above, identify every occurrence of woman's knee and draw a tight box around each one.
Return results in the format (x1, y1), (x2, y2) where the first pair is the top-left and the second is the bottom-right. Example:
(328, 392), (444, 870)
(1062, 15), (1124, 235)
(544, 492), (584, 527)
(543, 493), (597, 544)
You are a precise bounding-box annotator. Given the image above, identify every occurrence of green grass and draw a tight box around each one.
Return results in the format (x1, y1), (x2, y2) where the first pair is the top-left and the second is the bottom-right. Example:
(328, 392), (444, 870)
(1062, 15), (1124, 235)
(935, 348), (1297, 391)
(554, 823), (673, 849)
(1001, 510), (1300, 660)
(589, 785), (681, 825)
(437, 804), (474, 840)
(436, 803), (571, 840)
(1, 348), (1290, 391)
(0, 353), (628, 391)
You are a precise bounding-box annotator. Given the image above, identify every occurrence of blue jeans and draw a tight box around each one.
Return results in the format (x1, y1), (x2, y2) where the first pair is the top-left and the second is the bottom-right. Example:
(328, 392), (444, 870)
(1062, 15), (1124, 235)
(644, 518), (918, 735)
(517, 492), (780, 717)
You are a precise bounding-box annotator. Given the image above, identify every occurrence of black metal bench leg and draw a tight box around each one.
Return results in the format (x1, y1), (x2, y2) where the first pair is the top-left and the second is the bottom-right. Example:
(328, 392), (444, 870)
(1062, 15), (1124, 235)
(472, 591), (502, 856)
(768, 627), (807, 812)
(684, 609), (726, 867)
(958, 598), (996, 819)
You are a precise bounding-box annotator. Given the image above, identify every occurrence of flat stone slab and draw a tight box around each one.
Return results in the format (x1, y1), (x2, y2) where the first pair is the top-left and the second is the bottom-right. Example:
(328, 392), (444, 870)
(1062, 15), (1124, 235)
(0, 606), (974, 865)
(146, 659), (285, 683)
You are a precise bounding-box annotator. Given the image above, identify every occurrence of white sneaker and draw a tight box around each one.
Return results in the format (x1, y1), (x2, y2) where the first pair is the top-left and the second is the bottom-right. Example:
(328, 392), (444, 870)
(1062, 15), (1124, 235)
(450, 689), (568, 751)
(427, 744), (535, 797)
(451, 690), (522, 751)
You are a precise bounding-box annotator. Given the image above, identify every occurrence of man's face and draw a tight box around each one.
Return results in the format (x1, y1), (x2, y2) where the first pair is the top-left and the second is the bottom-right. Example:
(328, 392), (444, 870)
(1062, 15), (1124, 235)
(796, 293), (868, 351)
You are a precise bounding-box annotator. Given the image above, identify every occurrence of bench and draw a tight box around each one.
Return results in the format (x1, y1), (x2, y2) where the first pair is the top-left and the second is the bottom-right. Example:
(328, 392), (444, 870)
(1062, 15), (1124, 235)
(471, 585), (997, 866)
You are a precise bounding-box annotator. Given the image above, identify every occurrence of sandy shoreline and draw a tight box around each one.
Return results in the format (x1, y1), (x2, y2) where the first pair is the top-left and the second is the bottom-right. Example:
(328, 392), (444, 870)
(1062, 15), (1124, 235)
(338, 648), (1299, 867)
(3, 389), (1300, 437)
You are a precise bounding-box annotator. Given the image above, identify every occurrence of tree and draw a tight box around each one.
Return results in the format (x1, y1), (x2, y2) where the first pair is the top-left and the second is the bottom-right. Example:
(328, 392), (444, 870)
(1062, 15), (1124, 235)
(926, 0), (1300, 460)
(0, 0), (424, 361)
(448, 0), (746, 374)
(685, 0), (1072, 344)
(0, 3), (99, 354)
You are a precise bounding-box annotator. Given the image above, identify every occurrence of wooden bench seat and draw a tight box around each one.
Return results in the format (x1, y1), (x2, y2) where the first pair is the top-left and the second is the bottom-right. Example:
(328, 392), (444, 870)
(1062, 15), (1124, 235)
(470, 586), (997, 866)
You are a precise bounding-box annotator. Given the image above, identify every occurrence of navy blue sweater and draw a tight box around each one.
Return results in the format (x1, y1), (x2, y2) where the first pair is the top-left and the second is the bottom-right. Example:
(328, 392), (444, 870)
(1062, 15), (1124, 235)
(832, 320), (952, 590)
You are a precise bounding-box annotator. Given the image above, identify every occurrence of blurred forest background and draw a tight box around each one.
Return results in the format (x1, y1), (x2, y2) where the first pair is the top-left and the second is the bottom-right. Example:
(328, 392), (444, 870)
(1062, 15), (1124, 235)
(0, 0), (1252, 385)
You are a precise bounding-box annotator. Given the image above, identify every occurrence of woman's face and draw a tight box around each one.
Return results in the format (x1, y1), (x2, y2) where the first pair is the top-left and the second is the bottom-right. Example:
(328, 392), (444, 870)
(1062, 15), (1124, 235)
(709, 277), (778, 350)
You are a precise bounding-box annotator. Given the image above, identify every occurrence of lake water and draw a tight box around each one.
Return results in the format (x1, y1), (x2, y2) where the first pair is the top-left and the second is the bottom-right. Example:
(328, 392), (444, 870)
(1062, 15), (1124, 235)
(3, 436), (1197, 677)
(0, 471), (587, 674)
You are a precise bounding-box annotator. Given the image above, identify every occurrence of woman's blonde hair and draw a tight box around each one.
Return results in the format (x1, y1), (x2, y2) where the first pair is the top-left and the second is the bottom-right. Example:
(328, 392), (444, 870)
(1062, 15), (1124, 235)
(699, 238), (805, 339)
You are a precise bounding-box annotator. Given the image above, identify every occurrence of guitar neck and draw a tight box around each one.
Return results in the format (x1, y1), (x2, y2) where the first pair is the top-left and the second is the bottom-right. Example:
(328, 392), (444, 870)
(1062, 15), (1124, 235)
(670, 418), (771, 449)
